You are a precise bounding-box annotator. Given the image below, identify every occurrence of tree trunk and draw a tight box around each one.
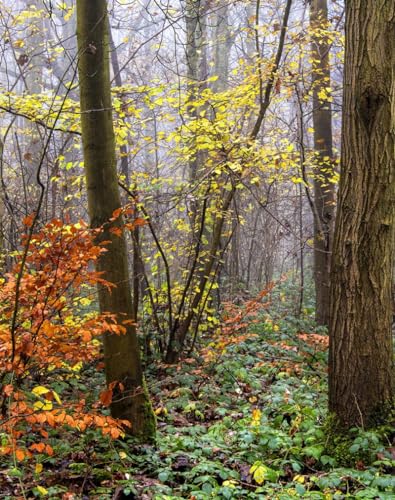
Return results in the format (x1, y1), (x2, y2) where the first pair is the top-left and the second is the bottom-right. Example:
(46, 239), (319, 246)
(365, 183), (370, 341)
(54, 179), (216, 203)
(186, 0), (207, 184)
(310, 0), (335, 326)
(328, 0), (394, 428)
(212, 3), (232, 93)
(0, 138), (4, 262)
(76, 0), (155, 441)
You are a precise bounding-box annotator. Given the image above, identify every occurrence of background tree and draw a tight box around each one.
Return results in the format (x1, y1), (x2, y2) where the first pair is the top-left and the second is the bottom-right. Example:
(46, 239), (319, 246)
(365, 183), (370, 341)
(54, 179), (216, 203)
(76, 0), (155, 440)
(310, 0), (335, 326)
(329, 0), (394, 428)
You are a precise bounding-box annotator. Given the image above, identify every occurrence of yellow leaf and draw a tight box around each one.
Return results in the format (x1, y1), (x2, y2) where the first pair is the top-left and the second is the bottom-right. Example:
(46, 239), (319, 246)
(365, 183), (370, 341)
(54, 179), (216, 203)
(222, 479), (237, 488)
(80, 297), (92, 307)
(64, 7), (74, 22)
(32, 386), (51, 396)
(154, 406), (168, 416)
(34, 400), (53, 411)
(251, 408), (262, 426)
(294, 474), (305, 484)
(36, 485), (48, 496)
(71, 361), (83, 371)
(119, 451), (127, 459)
(52, 390), (62, 405)
(35, 463), (43, 474)
(250, 463), (266, 485)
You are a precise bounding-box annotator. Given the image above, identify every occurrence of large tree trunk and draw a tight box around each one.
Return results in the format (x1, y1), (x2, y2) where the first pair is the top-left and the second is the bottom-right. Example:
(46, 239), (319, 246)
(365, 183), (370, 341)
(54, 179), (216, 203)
(328, 0), (394, 428)
(76, 0), (155, 441)
(310, 0), (335, 327)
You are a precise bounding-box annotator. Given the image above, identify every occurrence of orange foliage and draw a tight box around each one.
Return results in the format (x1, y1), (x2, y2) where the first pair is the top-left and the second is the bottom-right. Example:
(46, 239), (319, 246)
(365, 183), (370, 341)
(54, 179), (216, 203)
(297, 332), (329, 350)
(0, 217), (132, 460)
(201, 286), (273, 363)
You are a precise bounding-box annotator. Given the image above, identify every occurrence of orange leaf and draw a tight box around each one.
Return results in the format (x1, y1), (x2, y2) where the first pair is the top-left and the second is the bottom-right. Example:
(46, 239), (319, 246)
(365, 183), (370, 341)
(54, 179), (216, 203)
(100, 388), (113, 407)
(30, 442), (46, 453)
(2, 384), (14, 396)
(45, 444), (54, 456)
(23, 213), (35, 227)
(133, 217), (146, 227)
(15, 449), (25, 461)
(111, 207), (123, 219)
(81, 330), (92, 342)
(109, 227), (123, 237)
(110, 427), (121, 439)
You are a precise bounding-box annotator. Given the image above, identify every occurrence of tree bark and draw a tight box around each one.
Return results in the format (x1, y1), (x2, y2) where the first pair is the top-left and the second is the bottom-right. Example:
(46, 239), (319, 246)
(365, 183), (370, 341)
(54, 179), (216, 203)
(185, 0), (207, 184)
(310, 0), (335, 326)
(0, 138), (4, 262)
(329, 0), (395, 428)
(76, 0), (155, 441)
(212, 3), (232, 93)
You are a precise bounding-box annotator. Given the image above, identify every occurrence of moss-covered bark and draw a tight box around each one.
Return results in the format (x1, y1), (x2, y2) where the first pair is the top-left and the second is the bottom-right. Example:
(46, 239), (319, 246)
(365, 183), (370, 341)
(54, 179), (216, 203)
(76, 0), (155, 442)
(329, 0), (395, 429)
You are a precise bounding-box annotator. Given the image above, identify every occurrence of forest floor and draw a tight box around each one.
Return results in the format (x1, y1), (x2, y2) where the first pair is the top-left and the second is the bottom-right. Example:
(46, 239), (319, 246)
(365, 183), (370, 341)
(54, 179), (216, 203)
(1, 285), (394, 499)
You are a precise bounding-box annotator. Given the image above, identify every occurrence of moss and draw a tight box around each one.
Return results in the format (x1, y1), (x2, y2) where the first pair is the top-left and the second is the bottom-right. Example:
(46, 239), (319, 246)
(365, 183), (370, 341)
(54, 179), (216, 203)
(136, 378), (157, 445)
(323, 414), (356, 466)
(366, 399), (395, 428)
(323, 410), (394, 467)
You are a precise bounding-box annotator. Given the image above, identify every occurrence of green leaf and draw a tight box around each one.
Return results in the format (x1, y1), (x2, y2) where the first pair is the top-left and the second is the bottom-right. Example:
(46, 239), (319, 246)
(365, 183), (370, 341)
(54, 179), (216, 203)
(303, 445), (324, 460)
(158, 471), (169, 482)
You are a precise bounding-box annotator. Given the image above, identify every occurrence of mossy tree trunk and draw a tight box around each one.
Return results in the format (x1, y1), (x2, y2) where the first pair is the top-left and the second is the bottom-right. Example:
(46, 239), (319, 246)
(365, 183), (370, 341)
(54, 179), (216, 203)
(76, 0), (155, 441)
(310, 0), (335, 327)
(329, 0), (394, 428)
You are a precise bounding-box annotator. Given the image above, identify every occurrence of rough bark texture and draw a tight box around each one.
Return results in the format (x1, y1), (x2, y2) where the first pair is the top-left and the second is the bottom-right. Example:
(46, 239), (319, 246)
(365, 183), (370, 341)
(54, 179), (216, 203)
(310, 0), (335, 326)
(76, 0), (155, 441)
(329, 0), (395, 428)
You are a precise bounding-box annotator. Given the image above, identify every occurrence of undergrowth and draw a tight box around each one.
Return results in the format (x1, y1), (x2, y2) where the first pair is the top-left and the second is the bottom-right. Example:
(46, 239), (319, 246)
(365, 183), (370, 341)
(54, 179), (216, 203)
(1, 283), (394, 499)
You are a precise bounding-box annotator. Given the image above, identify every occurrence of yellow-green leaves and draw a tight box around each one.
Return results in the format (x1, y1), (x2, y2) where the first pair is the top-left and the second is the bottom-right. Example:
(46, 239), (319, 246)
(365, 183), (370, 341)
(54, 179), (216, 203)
(249, 462), (279, 485)
(35, 485), (48, 497)
(317, 87), (333, 103)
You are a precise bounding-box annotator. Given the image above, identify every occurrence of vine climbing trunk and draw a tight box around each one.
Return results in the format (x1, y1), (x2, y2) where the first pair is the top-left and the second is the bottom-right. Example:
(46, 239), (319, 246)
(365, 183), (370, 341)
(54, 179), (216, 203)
(76, 0), (155, 441)
(329, 0), (395, 428)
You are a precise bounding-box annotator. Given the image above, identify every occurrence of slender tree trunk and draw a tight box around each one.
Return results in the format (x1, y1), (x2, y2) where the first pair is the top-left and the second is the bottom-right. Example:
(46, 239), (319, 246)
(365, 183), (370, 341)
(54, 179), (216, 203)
(0, 138), (4, 261)
(186, 0), (207, 185)
(108, 22), (144, 321)
(297, 183), (305, 317)
(24, 0), (45, 209)
(310, 0), (335, 326)
(212, 3), (232, 93)
(329, 0), (394, 428)
(76, 0), (155, 441)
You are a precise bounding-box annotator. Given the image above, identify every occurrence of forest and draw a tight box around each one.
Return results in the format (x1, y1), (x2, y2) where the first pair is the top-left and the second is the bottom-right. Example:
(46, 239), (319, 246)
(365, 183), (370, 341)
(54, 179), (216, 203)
(0, 0), (394, 498)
